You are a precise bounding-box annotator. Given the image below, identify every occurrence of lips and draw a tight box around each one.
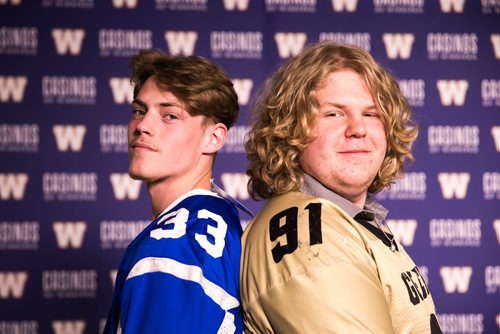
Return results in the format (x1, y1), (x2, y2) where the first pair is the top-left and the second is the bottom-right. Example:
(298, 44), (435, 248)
(130, 141), (157, 151)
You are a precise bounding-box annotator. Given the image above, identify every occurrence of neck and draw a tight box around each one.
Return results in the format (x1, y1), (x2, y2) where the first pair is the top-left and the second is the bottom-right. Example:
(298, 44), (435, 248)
(147, 168), (212, 218)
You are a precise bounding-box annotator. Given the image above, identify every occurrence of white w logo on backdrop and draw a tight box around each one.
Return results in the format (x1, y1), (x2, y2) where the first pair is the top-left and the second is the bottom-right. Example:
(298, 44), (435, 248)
(51, 29), (85, 55)
(232, 79), (253, 106)
(386, 220), (418, 247)
(436, 80), (469, 106)
(0, 0), (21, 5)
(0, 272), (28, 299)
(164, 31), (198, 56)
(492, 126), (500, 152)
(223, 0), (249, 11)
(52, 321), (86, 334)
(491, 34), (500, 60)
(382, 33), (415, 59)
(52, 125), (86, 152)
(0, 173), (28, 200)
(438, 0), (466, 13)
(111, 0), (137, 8)
(274, 33), (307, 58)
(53, 222), (87, 249)
(109, 78), (133, 104)
(331, 0), (358, 12)
(440, 266), (473, 293)
(494, 220), (500, 245)
(0, 76), (27, 103)
(110, 173), (142, 200)
(437, 172), (470, 199)
(221, 173), (250, 200)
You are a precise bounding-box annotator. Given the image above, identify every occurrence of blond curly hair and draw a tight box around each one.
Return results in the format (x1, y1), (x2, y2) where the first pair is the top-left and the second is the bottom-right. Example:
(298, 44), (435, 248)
(246, 42), (418, 200)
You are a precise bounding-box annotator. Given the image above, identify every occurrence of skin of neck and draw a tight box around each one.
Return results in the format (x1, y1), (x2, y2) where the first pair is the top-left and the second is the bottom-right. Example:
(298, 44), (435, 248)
(146, 157), (214, 219)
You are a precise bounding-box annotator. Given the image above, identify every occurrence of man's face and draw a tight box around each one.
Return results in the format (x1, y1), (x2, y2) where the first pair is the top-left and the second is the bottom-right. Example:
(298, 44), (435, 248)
(127, 76), (207, 185)
(299, 69), (387, 208)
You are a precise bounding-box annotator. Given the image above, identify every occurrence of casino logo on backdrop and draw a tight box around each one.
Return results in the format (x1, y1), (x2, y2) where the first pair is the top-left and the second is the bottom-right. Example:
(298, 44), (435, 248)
(373, 0), (424, 14)
(485, 265), (500, 294)
(265, 0), (316, 13)
(427, 33), (478, 61)
(0, 26), (37, 55)
(42, 76), (96, 105)
(155, 0), (207, 11)
(100, 124), (128, 153)
(42, 270), (97, 298)
(318, 32), (371, 51)
(427, 125), (479, 154)
(211, 31), (263, 59)
(481, 79), (500, 107)
(99, 29), (153, 57)
(482, 0), (500, 14)
(375, 172), (427, 200)
(429, 218), (481, 247)
(0, 124), (39, 152)
(0, 221), (39, 250)
(43, 172), (97, 201)
(0, 321), (38, 334)
(399, 79), (425, 107)
(41, 0), (94, 8)
(483, 172), (500, 200)
(100, 220), (149, 249)
(437, 314), (484, 334)
(220, 125), (250, 153)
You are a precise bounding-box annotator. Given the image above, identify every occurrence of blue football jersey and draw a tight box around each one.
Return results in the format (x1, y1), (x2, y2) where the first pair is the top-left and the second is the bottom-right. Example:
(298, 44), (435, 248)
(104, 189), (244, 333)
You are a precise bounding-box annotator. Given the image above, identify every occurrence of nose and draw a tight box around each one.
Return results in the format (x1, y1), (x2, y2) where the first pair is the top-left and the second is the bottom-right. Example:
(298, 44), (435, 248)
(132, 112), (155, 136)
(345, 114), (367, 138)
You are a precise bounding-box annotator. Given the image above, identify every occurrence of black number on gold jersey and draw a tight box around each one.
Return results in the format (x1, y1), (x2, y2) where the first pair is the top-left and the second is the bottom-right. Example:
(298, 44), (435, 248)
(269, 203), (322, 263)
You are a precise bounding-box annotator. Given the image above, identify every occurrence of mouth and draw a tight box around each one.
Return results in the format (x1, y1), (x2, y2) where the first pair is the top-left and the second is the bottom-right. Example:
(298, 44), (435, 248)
(130, 141), (157, 152)
(339, 149), (370, 154)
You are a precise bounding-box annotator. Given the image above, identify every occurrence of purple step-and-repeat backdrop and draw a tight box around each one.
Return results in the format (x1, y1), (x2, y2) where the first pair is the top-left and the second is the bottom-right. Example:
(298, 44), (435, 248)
(1, 0), (499, 333)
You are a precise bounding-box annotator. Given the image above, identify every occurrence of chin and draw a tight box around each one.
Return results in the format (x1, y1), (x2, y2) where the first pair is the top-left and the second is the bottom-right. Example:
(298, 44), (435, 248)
(128, 168), (148, 181)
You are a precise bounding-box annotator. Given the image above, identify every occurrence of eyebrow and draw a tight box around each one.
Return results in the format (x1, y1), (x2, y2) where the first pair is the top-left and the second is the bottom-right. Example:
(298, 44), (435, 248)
(132, 98), (183, 109)
(321, 102), (378, 110)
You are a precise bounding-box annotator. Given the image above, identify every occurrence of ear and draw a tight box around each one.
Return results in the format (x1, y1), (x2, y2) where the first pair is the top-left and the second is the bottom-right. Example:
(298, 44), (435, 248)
(203, 122), (227, 154)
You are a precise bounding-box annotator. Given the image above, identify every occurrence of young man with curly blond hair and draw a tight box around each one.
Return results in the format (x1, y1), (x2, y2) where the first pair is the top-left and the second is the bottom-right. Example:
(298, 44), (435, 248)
(241, 42), (441, 333)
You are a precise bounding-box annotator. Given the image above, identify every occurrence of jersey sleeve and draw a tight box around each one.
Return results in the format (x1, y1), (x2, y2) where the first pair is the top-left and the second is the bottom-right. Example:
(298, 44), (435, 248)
(119, 195), (243, 333)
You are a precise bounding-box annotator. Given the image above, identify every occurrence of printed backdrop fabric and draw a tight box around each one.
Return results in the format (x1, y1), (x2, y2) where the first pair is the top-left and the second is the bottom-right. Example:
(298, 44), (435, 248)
(0, 0), (499, 333)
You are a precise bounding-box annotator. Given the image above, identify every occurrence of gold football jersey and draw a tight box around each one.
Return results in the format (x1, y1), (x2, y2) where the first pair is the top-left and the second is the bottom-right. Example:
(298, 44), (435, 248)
(240, 191), (440, 334)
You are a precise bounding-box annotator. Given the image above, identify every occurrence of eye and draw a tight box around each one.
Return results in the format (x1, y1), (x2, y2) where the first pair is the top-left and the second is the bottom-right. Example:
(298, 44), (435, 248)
(363, 110), (381, 118)
(131, 108), (146, 119)
(326, 111), (342, 118)
(162, 113), (178, 121)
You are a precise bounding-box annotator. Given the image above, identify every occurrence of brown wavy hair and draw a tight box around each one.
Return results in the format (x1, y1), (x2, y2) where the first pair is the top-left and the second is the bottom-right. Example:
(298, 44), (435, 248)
(246, 42), (418, 200)
(130, 49), (239, 129)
